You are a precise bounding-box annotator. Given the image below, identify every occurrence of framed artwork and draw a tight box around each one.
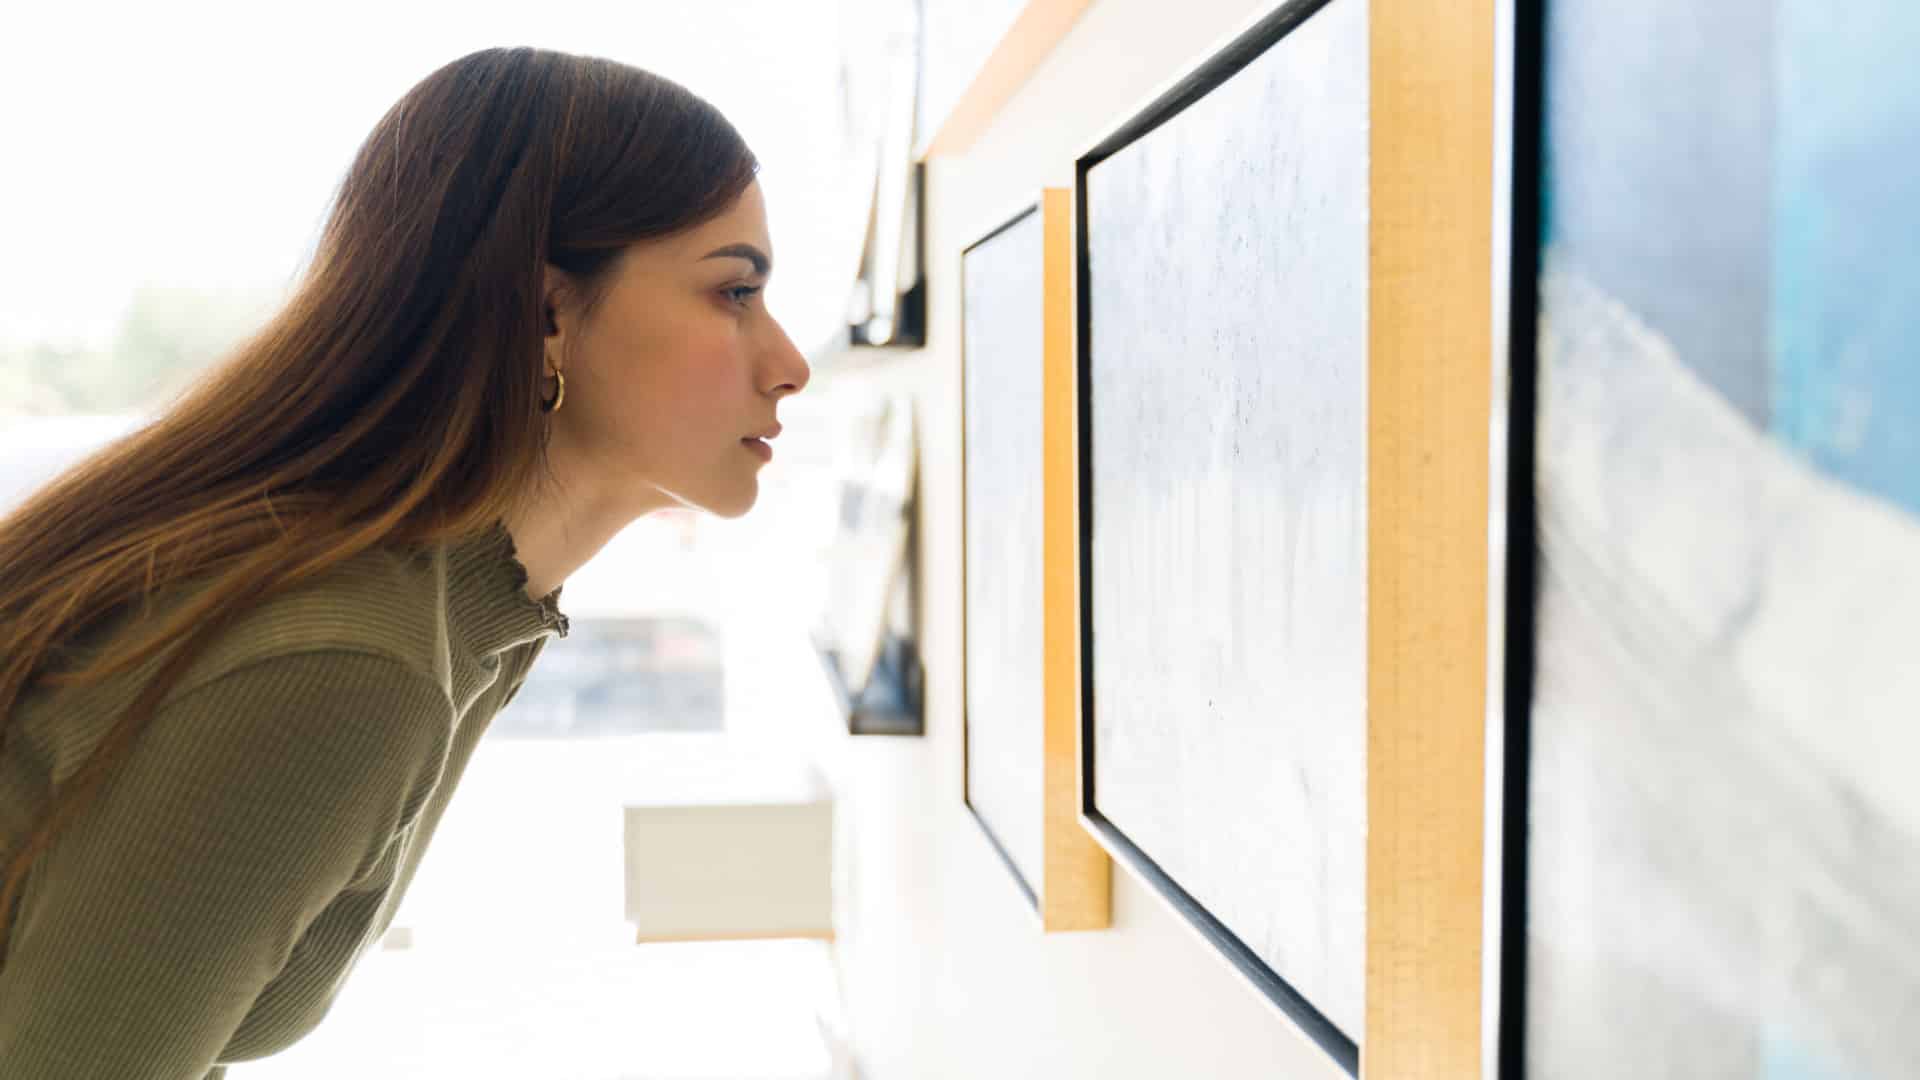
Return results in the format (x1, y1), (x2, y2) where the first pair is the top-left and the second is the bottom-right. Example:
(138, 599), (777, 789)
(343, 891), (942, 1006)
(1074, 0), (1367, 1069)
(1492, 1), (1920, 1076)
(960, 190), (1110, 931)
(814, 390), (924, 736)
(826, 0), (925, 351)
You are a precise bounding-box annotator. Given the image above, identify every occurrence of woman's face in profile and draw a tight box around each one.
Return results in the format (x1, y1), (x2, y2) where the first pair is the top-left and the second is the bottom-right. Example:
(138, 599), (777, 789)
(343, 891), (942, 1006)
(544, 179), (811, 520)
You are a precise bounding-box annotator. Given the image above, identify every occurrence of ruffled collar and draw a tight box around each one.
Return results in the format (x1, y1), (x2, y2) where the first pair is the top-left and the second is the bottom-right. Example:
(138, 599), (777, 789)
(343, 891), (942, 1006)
(443, 519), (570, 658)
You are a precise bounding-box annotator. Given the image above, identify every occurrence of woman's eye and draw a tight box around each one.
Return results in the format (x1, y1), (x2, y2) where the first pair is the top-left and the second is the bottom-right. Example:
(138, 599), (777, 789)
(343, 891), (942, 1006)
(724, 284), (763, 306)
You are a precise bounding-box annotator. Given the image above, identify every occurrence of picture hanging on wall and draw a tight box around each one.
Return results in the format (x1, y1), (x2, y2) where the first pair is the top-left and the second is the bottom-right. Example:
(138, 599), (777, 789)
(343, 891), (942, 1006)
(1075, 0), (1367, 1071)
(813, 390), (924, 736)
(960, 190), (1110, 932)
(1492, 0), (1920, 1076)
(844, 0), (925, 349)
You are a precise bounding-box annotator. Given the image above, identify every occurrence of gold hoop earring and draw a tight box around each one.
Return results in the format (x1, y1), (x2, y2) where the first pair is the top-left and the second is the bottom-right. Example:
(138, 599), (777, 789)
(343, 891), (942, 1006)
(541, 368), (566, 413)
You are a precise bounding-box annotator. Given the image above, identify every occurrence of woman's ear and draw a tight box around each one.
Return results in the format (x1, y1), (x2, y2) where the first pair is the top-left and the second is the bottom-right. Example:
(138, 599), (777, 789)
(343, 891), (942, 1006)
(541, 264), (570, 339)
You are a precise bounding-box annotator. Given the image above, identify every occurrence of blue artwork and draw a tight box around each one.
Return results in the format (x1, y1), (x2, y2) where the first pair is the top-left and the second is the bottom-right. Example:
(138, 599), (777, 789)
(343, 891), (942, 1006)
(1528, 1), (1920, 1076)
(1770, 4), (1920, 515)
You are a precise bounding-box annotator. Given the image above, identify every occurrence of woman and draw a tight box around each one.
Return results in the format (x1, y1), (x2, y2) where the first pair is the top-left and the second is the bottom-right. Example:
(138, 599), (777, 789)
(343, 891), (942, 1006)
(0, 46), (809, 1077)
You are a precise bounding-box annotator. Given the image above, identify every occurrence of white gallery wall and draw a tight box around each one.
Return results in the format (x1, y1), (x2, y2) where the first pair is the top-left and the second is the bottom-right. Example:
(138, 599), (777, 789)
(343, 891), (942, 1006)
(802, 0), (1355, 1076)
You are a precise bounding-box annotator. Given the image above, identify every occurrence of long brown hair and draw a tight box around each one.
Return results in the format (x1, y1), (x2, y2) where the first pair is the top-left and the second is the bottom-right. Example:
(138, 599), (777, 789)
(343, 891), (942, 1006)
(0, 47), (757, 955)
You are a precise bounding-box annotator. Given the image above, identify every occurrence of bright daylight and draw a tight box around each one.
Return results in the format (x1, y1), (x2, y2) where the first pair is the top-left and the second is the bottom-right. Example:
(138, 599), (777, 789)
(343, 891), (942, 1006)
(7, 1), (1915, 1079)
(2, 2), (882, 1077)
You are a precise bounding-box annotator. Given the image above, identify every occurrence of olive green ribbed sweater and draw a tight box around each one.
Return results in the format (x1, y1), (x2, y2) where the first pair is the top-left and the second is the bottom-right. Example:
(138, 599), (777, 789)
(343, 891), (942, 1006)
(0, 521), (569, 1078)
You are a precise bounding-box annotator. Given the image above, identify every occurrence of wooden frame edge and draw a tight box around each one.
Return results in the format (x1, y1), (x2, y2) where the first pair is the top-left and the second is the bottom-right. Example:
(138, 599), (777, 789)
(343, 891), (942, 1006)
(1040, 186), (1112, 933)
(922, 0), (1097, 158)
(959, 194), (1104, 933)
(1364, 1), (1497, 1077)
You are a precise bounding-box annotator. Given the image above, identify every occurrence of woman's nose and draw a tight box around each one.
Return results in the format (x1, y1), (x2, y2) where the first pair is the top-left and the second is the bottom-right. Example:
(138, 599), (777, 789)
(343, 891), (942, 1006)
(763, 321), (811, 397)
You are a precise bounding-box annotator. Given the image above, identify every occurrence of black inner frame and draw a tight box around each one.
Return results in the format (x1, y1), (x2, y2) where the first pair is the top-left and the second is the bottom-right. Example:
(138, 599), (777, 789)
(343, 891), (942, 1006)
(1497, 0), (1544, 1075)
(959, 199), (1046, 915)
(1073, 0), (1357, 1072)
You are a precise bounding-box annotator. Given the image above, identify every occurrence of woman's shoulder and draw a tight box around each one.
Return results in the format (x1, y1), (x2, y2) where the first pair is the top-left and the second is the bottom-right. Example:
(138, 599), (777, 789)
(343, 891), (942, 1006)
(9, 544), (458, 798)
(171, 542), (456, 705)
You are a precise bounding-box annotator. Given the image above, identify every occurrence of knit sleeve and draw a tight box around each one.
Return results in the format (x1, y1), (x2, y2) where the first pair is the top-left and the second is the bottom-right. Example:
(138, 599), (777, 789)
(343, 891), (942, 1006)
(0, 650), (454, 1079)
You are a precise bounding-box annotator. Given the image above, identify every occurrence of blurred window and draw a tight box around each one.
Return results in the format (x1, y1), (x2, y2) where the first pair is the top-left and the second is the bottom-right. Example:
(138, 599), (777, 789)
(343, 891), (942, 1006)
(494, 615), (726, 737)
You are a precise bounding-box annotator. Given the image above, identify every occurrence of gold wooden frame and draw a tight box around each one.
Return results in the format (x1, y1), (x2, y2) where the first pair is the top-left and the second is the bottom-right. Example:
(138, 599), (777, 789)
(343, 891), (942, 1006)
(1061, 0), (1497, 1072)
(943, 0), (1499, 1067)
(921, 0), (1097, 158)
(958, 188), (1112, 934)
(1365, 1), (1496, 1076)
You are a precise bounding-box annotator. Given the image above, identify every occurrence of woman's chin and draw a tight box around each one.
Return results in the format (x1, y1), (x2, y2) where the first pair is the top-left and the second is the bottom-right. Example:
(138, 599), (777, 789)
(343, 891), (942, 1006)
(698, 482), (759, 520)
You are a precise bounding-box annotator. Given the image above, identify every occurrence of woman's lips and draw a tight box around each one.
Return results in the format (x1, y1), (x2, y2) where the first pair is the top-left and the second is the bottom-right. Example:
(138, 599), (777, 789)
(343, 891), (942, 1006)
(741, 436), (773, 462)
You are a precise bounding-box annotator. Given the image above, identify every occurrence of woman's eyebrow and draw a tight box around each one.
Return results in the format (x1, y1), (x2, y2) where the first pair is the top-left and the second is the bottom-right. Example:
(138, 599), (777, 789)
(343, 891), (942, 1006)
(700, 243), (770, 275)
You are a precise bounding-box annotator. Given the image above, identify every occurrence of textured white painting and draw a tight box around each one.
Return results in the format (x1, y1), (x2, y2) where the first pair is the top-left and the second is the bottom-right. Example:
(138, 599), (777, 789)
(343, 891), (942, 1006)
(1082, 0), (1367, 1037)
(962, 208), (1046, 897)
